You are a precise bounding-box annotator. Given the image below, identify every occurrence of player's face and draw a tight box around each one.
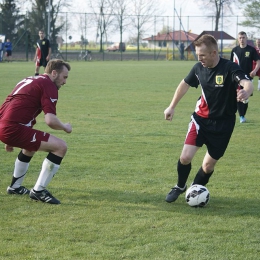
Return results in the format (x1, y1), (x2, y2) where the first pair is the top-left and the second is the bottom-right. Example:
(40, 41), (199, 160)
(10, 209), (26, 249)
(256, 39), (260, 47)
(238, 34), (247, 47)
(39, 31), (44, 40)
(53, 67), (69, 89)
(196, 44), (216, 68)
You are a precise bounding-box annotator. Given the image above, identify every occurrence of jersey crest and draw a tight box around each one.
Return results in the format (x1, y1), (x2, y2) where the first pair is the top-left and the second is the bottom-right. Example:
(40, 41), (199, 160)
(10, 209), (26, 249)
(215, 75), (223, 85)
(245, 52), (250, 57)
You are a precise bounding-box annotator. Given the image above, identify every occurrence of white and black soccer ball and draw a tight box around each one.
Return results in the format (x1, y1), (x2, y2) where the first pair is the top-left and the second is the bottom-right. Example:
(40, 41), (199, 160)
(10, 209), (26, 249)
(185, 184), (210, 207)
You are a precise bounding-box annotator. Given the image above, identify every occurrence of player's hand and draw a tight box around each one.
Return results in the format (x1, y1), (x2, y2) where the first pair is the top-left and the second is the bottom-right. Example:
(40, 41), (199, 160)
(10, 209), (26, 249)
(237, 89), (250, 103)
(5, 144), (14, 152)
(249, 71), (256, 78)
(164, 107), (174, 121)
(63, 123), (72, 133)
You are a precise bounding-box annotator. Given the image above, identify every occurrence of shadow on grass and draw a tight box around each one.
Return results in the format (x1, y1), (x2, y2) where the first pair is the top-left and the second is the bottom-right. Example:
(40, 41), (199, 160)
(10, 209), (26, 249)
(57, 187), (260, 218)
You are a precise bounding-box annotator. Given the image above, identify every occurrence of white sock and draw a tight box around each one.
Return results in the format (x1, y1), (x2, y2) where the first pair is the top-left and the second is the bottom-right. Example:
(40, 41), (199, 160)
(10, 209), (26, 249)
(33, 158), (60, 191)
(258, 80), (260, 89)
(11, 158), (29, 188)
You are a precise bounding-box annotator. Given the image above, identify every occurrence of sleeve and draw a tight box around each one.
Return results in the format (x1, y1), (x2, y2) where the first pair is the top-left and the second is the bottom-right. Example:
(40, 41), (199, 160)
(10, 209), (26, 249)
(40, 82), (57, 115)
(252, 48), (260, 61)
(230, 48), (234, 61)
(184, 65), (200, 88)
(231, 62), (250, 84)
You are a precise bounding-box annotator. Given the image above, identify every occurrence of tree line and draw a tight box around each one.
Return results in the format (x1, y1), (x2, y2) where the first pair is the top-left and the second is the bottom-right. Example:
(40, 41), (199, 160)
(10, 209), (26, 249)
(0, 0), (259, 52)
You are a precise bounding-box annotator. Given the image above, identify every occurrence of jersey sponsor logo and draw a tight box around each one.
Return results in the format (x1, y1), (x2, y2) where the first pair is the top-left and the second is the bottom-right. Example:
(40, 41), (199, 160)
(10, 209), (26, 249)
(215, 75), (224, 87)
(50, 97), (58, 103)
(245, 52), (250, 57)
(30, 133), (37, 142)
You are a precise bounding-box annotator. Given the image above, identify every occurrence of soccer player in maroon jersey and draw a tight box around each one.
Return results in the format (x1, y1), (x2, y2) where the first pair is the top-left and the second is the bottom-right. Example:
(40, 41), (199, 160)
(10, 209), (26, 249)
(230, 31), (260, 123)
(253, 38), (260, 91)
(164, 34), (253, 203)
(0, 59), (71, 204)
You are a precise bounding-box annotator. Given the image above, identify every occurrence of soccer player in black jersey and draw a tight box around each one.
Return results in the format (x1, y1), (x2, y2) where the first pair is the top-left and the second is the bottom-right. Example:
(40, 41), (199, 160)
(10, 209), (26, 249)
(34, 30), (51, 76)
(164, 34), (253, 203)
(230, 31), (260, 123)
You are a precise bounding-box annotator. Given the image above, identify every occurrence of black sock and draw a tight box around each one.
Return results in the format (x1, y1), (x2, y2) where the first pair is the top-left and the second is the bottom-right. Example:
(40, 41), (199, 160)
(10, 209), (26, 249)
(46, 152), (63, 165)
(177, 159), (191, 188)
(193, 167), (213, 186)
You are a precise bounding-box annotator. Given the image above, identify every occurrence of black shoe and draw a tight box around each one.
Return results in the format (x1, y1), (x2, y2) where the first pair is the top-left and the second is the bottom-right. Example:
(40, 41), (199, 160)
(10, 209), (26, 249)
(165, 185), (187, 203)
(7, 186), (30, 195)
(29, 189), (60, 204)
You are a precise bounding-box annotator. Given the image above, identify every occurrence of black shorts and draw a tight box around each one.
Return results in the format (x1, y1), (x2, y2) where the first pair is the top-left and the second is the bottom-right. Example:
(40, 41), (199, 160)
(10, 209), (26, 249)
(6, 50), (12, 56)
(184, 113), (236, 160)
(39, 58), (48, 67)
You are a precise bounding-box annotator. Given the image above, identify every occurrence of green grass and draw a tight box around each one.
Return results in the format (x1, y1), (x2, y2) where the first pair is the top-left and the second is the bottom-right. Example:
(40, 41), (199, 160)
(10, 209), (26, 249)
(0, 61), (260, 260)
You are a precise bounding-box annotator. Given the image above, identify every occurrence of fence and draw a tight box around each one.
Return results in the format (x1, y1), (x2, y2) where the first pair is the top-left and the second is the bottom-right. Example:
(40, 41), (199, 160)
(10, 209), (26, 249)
(0, 12), (255, 62)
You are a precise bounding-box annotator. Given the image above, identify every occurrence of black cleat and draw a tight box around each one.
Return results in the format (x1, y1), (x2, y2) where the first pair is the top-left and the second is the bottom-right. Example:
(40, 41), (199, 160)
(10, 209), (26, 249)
(7, 186), (30, 195)
(29, 189), (60, 204)
(165, 185), (187, 203)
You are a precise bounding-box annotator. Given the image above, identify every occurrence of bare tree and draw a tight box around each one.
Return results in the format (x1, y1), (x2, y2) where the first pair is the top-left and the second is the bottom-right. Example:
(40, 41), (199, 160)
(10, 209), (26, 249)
(197, 0), (235, 31)
(107, 0), (131, 56)
(88, 0), (114, 52)
(129, 0), (161, 59)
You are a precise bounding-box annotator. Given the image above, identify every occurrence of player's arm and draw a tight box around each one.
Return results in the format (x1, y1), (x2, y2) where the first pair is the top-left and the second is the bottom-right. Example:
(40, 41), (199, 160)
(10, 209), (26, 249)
(250, 60), (260, 77)
(46, 47), (51, 61)
(164, 79), (190, 121)
(237, 79), (254, 102)
(45, 113), (72, 133)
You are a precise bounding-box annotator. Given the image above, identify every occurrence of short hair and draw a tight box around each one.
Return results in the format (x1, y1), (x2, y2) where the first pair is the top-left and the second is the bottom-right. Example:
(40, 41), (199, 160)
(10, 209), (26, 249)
(238, 31), (247, 36)
(194, 34), (218, 51)
(45, 59), (71, 74)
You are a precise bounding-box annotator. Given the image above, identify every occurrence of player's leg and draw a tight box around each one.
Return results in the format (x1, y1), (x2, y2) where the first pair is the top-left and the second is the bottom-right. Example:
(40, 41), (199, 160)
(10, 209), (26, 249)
(29, 135), (67, 204)
(258, 77), (260, 91)
(7, 149), (35, 195)
(192, 152), (217, 186)
(35, 65), (40, 75)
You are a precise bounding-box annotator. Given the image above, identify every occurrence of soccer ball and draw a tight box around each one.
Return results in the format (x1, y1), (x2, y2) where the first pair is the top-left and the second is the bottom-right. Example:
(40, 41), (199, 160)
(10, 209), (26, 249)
(185, 184), (210, 207)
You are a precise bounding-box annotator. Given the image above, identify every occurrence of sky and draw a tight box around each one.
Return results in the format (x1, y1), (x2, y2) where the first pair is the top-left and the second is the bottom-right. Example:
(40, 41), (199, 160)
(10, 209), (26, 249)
(17, 0), (254, 43)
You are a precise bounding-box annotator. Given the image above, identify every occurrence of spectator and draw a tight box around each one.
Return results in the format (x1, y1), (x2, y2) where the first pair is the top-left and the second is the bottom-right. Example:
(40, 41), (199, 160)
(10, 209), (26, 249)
(5, 39), (12, 62)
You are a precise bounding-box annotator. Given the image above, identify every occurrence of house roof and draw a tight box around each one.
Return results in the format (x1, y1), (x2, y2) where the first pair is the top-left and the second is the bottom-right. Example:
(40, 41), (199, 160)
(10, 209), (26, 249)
(185, 31), (235, 51)
(143, 30), (198, 42)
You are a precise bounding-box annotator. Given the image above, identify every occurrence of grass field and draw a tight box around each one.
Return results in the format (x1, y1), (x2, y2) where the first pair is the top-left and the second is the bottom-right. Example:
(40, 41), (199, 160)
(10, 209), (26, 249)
(0, 60), (260, 260)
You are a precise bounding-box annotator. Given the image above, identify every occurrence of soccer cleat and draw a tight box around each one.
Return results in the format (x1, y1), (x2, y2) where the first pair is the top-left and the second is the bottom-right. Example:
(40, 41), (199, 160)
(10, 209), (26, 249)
(29, 189), (60, 204)
(165, 185), (187, 203)
(7, 186), (30, 195)
(240, 116), (246, 123)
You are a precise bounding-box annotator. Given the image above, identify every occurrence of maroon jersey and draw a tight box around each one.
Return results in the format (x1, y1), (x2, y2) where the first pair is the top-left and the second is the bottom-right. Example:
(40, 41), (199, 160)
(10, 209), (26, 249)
(0, 75), (58, 127)
(253, 46), (260, 77)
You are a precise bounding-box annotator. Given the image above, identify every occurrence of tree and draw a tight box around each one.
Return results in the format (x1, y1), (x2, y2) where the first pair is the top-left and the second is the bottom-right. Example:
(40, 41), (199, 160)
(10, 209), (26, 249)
(26, 0), (70, 49)
(0, 0), (25, 44)
(88, 0), (115, 52)
(129, 0), (161, 59)
(238, 0), (260, 31)
(196, 0), (235, 31)
(107, 0), (131, 57)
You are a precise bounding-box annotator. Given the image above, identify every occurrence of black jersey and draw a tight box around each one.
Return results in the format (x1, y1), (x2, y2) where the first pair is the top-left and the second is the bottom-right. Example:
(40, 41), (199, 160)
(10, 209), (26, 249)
(230, 44), (260, 78)
(184, 57), (249, 119)
(37, 37), (50, 60)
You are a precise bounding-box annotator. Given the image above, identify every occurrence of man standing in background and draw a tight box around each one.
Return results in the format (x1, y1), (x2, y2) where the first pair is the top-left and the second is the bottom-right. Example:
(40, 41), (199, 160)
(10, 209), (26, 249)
(5, 39), (12, 62)
(253, 38), (260, 91)
(34, 30), (51, 76)
(230, 31), (260, 123)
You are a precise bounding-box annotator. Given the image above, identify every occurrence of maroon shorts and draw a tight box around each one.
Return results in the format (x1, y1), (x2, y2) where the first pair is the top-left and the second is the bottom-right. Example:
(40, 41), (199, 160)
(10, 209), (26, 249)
(0, 122), (50, 152)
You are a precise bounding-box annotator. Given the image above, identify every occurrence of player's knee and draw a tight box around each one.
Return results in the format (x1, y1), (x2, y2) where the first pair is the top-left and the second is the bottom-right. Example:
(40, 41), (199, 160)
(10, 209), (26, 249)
(57, 140), (67, 156)
(179, 155), (192, 165)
